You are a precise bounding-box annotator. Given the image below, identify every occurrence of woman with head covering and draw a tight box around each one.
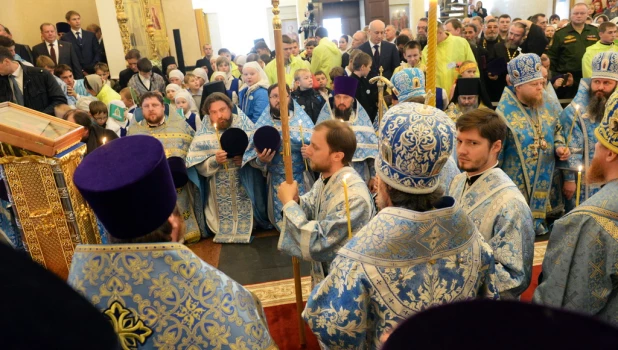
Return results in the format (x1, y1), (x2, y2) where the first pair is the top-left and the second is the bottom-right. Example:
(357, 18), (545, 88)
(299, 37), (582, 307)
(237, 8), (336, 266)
(238, 62), (270, 123)
(75, 96), (99, 112)
(168, 69), (185, 87)
(174, 90), (200, 131)
(338, 35), (353, 53)
(84, 74), (121, 106)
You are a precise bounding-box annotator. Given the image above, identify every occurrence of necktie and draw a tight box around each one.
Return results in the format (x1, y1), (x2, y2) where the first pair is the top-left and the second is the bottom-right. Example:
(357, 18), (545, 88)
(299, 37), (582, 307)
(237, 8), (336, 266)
(373, 44), (380, 71)
(76, 31), (82, 46)
(49, 43), (57, 65)
(9, 75), (24, 106)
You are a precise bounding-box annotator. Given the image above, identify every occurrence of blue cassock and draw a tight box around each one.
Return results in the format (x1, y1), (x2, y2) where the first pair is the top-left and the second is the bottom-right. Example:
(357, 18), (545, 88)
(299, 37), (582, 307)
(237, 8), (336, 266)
(278, 166), (375, 286)
(303, 198), (499, 349)
(534, 180), (618, 326)
(68, 243), (277, 349)
(186, 108), (271, 243)
(450, 167), (535, 299)
(496, 86), (566, 235)
(558, 78), (602, 211)
(242, 101), (315, 231)
(316, 101), (379, 184)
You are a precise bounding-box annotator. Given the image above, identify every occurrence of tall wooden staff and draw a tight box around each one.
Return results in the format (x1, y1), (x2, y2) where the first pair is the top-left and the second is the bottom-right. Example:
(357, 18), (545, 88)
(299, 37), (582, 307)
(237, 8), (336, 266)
(426, 0), (438, 107)
(272, 0), (306, 346)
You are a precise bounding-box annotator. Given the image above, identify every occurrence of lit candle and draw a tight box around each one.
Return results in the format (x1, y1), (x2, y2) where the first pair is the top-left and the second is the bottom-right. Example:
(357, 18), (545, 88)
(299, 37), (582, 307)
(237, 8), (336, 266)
(299, 121), (308, 171)
(426, 0), (438, 107)
(342, 174), (352, 239)
(213, 123), (227, 170)
(102, 137), (107, 145)
(576, 165), (582, 207)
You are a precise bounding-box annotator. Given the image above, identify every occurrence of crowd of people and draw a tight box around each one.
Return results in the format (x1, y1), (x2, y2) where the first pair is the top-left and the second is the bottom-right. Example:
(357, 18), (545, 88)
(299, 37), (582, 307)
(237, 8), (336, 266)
(1, 2), (618, 349)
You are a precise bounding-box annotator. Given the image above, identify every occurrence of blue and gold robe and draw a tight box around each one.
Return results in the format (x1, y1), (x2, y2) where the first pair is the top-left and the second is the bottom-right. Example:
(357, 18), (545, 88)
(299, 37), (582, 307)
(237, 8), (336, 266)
(559, 78), (601, 211)
(186, 110), (261, 244)
(303, 198), (499, 349)
(534, 180), (618, 326)
(450, 167), (535, 299)
(128, 115), (204, 243)
(316, 102), (379, 184)
(242, 102), (315, 230)
(68, 243), (277, 349)
(278, 166), (374, 286)
(496, 86), (566, 235)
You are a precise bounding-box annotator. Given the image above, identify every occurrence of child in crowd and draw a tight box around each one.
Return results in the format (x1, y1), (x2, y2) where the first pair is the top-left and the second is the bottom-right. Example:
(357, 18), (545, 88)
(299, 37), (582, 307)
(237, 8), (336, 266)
(36, 56), (74, 106)
(218, 48), (242, 78)
(108, 100), (132, 137)
(214, 56), (241, 102)
(239, 62), (270, 123)
(165, 84), (182, 114)
(350, 52), (378, 121)
(345, 49), (362, 77)
(119, 87), (136, 116)
(94, 62), (117, 90)
(291, 68), (325, 123)
(174, 90), (199, 131)
(449, 61), (478, 100)
(302, 40), (317, 63)
(192, 68), (208, 87)
(314, 70), (332, 104)
(89, 101), (109, 128)
(329, 66), (345, 89)
(168, 69), (185, 87)
(185, 73), (203, 112)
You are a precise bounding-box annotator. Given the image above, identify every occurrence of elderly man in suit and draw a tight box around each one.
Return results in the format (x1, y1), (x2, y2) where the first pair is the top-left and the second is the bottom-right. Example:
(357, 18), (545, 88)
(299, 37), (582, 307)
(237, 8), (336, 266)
(358, 20), (400, 80)
(60, 10), (100, 73)
(33, 23), (83, 79)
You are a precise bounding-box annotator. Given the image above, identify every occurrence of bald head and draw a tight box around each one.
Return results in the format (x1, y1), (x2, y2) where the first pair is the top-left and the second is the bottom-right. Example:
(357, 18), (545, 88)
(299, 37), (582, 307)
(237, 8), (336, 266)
(351, 31), (367, 48)
(369, 20), (386, 44)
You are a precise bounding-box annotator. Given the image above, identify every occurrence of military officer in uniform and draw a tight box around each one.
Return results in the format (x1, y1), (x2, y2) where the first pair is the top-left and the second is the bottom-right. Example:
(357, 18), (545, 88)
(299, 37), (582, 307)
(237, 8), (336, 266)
(547, 2), (600, 98)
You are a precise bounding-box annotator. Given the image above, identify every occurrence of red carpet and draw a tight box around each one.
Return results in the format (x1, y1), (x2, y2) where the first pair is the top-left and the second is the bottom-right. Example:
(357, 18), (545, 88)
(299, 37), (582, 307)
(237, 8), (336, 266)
(264, 302), (320, 350)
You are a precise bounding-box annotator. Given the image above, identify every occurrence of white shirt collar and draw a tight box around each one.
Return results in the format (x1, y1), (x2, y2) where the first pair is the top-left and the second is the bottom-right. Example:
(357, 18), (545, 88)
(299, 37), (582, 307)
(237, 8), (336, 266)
(12, 62), (22, 78)
(368, 39), (381, 48)
(73, 29), (81, 36)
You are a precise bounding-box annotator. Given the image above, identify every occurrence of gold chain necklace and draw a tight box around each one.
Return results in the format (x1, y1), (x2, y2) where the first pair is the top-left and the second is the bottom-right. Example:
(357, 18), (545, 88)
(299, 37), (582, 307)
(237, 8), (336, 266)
(506, 47), (519, 61)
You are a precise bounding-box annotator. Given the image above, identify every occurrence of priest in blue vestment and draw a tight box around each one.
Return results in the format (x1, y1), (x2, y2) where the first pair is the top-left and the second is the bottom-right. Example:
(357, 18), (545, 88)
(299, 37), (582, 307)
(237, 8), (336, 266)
(243, 84), (315, 230)
(450, 108), (535, 299)
(496, 53), (570, 235)
(303, 102), (499, 349)
(316, 76), (379, 186)
(559, 52), (618, 212)
(186, 93), (268, 243)
(534, 91), (618, 326)
(68, 135), (276, 349)
(277, 120), (375, 286)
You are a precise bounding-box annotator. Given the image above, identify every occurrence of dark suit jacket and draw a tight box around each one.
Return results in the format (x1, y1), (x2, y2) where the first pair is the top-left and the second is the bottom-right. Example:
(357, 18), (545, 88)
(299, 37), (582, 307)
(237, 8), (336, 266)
(358, 41), (400, 80)
(60, 29), (101, 71)
(14, 44), (33, 64)
(0, 63), (67, 115)
(32, 41), (83, 79)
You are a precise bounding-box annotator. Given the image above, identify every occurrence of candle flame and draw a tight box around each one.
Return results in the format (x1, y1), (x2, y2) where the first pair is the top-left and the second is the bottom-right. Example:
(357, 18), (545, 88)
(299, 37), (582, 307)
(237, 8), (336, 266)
(343, 174), (350, 184)
(578, 165), (583, 172)
(102, 137), (107, 145)
(213, 123), (217, 130)
(339, 118), (345, 123)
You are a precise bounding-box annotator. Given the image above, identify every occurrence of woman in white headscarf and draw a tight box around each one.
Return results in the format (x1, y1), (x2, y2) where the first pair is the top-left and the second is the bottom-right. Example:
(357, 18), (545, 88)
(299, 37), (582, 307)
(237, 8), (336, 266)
(168, 69), (185, 87)
(165, 83), (183, 118)
(238, 62), (270, 123)
(338, 35), (353, 53)
(84, 74), (121, 106)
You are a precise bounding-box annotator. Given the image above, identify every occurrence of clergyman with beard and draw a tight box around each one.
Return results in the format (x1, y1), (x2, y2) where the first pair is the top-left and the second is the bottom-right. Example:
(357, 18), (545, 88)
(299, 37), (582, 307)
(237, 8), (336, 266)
(445, 77), (493, 121)
(534, 88), (618, 325)
(487, 22), (527, 102)
(496, 53), (570, 236)
(559, 51), (618, 211)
